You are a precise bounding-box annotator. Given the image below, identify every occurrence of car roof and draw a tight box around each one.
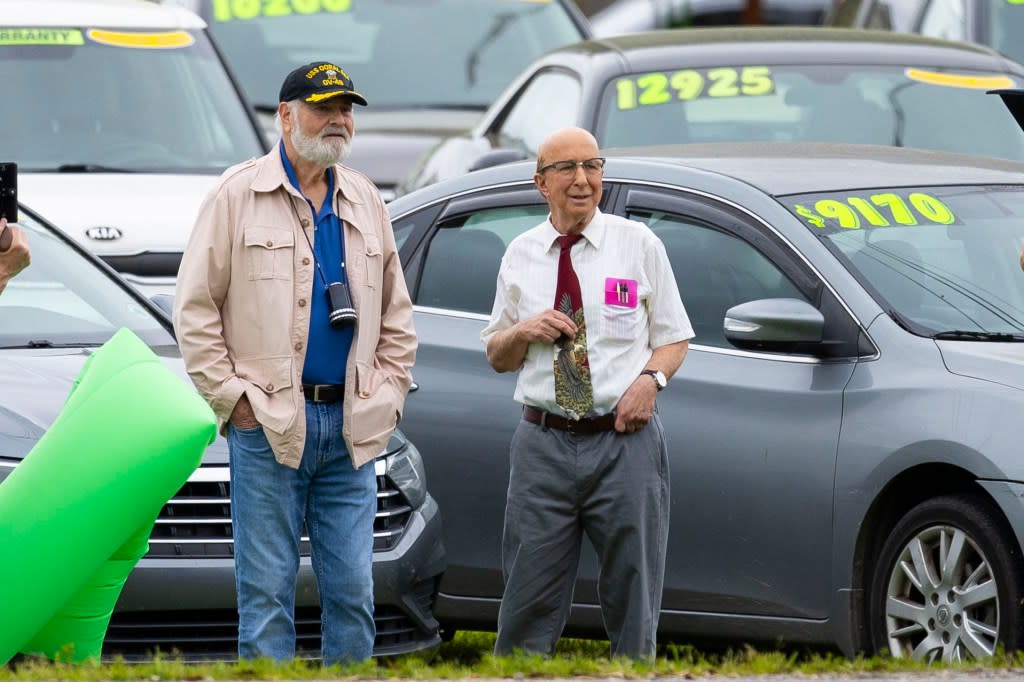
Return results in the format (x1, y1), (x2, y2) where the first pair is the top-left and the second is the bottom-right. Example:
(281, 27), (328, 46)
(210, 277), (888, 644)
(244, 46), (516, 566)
(549, 26), (1020, 73)
(390, 142), (1024, 214)
(604, 142), (1024, 196)
(0, 0), (206, 29)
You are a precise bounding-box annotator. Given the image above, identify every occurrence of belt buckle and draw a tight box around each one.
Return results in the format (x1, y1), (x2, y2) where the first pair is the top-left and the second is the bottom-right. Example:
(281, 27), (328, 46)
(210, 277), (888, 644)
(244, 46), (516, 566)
(312, 384), (323, 402)
(565, 417), (579, 435)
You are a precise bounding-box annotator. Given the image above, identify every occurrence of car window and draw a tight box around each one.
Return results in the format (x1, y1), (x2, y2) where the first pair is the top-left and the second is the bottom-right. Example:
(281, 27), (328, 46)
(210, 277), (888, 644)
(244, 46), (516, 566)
(629, 210), (806, 348)
(989, 0), (1024, 66)
(783, 185), (1024, 336)
(918, 0), (967, 41)
(200, 0), (586, 111)
(0, 211), (176, 349)
(415, 205), (548, 314)
(597, 64), (1024, 161)
(0, 28), (264, 172)
(496, 70), (582, 156)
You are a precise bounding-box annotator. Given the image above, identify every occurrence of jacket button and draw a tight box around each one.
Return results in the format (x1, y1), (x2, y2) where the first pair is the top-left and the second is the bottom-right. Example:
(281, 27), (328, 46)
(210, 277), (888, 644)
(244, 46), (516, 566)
(266, 383), (274, 391)
(360, 390), (369, 398)
(298, 298), (306, 307)
(302, 257), (310, 265)
(266, 240), (273, 247)
(301, 218), (310, 227)
(294, 342), (302, 351)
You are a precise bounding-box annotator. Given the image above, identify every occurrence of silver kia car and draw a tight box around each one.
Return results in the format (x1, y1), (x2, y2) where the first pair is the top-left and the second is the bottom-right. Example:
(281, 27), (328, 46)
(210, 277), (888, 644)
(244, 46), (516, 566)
(0, 205), (445, 660)
(387, 136), (1024, 662)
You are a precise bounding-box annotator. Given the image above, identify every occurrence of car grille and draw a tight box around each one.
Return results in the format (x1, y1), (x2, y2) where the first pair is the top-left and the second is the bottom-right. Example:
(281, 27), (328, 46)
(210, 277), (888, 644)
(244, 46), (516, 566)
(147, 465), (413, 557)
(103, 578), (438, 661)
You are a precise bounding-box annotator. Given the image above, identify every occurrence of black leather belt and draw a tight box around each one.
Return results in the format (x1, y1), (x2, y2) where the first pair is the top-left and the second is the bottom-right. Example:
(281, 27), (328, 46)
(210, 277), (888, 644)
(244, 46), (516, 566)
(302, 383), (344, 403)
(523, 405), (617, 434)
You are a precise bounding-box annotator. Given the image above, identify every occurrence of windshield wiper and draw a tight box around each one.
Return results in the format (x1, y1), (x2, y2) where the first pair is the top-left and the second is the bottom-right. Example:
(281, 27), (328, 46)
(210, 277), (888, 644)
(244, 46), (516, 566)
(4, 340), (103, 349)
(932, 330), (1024, 342)
(54, 164), (134, 173)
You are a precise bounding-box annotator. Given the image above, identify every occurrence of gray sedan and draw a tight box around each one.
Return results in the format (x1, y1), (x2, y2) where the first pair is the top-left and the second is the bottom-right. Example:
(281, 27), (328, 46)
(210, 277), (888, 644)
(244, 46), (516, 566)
(389, 141), (1024, 662)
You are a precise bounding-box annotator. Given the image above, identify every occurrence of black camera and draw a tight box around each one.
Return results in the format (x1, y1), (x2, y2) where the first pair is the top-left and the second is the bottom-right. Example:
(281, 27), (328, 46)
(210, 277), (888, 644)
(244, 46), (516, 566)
(326, 280), (356, 328)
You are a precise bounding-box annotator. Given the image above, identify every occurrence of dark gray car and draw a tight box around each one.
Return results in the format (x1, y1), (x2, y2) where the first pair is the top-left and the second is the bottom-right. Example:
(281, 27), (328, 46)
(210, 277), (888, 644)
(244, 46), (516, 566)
(397, 26), (1024, 196)
(0, 206), (445, 660)
(388, 141), (1024, 662)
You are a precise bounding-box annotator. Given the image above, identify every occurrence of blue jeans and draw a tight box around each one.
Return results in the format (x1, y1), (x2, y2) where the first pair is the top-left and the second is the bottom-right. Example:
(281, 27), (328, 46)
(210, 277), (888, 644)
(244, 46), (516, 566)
(228, 400), (376, 665)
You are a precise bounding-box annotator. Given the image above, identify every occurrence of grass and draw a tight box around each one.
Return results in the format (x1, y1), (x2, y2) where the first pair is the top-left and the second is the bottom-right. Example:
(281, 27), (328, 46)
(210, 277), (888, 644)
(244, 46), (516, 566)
(4, 631), (1024, 680)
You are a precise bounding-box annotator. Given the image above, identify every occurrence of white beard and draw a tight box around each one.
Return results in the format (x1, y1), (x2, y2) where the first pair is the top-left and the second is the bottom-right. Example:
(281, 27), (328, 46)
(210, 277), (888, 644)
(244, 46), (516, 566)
(291, 124), (352, 167)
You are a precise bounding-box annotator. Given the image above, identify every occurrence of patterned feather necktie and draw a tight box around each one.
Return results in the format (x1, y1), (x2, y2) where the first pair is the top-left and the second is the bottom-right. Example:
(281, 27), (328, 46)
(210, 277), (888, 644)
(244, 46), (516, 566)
(553, 234), (594, 419)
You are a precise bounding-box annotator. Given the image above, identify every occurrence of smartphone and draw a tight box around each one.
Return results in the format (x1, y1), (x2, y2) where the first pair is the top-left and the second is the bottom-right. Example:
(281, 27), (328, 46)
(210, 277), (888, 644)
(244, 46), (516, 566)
(0, 162), (16, 252)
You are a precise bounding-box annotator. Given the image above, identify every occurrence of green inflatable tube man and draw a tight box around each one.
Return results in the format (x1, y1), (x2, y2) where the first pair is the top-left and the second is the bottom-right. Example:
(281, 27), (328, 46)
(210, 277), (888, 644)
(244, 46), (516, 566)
(0, 328), (217, 663)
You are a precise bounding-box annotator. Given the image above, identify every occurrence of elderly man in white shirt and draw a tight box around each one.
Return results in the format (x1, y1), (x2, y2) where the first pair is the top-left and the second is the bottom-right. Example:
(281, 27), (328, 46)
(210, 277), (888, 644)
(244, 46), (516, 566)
(482, 126), (693, 659)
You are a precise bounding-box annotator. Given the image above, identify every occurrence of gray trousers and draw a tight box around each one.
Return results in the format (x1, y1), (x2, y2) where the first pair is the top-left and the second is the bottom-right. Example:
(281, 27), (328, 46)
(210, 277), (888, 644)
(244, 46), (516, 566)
(494, 412), (670, 659)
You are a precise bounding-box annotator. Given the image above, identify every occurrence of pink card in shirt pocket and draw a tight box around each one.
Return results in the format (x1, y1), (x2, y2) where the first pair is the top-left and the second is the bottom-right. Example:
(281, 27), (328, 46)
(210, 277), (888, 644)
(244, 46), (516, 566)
(604, 277), (638, 308)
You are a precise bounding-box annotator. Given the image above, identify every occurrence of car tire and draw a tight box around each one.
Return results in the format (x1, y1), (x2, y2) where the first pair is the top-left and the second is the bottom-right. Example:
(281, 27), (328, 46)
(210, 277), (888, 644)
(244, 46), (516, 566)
(869, 493), (1024, 662)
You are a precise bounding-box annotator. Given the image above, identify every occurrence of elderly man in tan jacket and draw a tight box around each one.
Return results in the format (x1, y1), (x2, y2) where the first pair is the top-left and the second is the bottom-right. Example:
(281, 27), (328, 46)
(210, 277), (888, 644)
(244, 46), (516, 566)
(174, 61), (416, 665)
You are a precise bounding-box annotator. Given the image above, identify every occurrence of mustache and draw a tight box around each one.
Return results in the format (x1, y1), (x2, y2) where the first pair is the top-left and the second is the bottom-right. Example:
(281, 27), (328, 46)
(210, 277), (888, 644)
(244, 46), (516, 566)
(320, 126), (350, 140)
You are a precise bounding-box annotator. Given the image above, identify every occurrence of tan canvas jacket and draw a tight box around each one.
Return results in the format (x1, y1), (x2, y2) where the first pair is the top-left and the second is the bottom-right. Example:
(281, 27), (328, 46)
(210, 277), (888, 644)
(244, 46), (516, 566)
(173, 149), (416, 469)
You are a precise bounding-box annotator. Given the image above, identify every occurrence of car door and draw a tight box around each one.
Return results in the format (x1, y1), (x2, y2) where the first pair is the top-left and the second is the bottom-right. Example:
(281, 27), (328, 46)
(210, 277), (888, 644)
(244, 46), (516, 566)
(394, 184), (619, 606)
(610, 186), (860, 620)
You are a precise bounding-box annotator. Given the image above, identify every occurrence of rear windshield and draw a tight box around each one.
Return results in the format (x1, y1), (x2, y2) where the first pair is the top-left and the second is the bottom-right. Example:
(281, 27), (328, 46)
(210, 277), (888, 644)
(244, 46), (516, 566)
(781, 185), (1024, 337)
(205, 0), (585, 110)
(0, 27), (265, 173)
(598, 64), (1024, 162)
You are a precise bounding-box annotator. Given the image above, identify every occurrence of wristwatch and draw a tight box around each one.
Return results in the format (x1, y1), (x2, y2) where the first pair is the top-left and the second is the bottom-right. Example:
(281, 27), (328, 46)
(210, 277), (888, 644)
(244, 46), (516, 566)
(640, 369), (667, 391)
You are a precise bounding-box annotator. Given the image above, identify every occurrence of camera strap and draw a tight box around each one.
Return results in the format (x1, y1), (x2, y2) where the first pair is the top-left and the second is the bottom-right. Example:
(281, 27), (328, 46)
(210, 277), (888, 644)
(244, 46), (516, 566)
(287, 192), (343, 289)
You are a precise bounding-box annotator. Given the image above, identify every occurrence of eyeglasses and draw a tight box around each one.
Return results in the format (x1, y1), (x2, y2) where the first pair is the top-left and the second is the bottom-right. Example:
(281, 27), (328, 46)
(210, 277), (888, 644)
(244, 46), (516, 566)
(537, 157), (606, 177)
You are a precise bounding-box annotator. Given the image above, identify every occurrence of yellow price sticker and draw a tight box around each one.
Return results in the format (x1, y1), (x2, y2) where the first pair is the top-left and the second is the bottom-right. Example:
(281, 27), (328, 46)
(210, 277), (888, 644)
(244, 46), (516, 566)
(212, 0), (352, 21)
(0, 28), (84, 45)
(790, 192), (956, 233)
(905, 68), (1015, 90)
(86, 29), (194, 49)
(616, 66), (774, 110)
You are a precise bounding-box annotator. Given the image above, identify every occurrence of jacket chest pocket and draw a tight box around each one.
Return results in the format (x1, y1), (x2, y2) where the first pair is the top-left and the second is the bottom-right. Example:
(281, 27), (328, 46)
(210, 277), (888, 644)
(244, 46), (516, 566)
(244, 226), (295, 281)
(354, 235), (382, 289)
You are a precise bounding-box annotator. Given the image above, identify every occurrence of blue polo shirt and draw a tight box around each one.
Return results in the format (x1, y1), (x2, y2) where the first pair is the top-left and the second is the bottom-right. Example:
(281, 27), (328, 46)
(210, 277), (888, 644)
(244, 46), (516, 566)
(280, 142), (352, 386)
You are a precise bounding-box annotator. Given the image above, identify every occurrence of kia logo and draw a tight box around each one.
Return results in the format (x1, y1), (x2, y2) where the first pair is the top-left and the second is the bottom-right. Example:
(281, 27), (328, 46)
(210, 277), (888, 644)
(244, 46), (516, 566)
(85, 226), (122, 241)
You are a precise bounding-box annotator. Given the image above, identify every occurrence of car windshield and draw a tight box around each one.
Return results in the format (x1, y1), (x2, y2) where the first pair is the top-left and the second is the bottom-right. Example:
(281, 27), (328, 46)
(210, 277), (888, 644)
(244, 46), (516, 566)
(205, 0), (585, 111)
(782, 185), (1024, 338)
(598, 64), (1024, 162)
(0, 210), (176, 350)
(989, 0), (1024, 66)
(0, 27), (265, 173)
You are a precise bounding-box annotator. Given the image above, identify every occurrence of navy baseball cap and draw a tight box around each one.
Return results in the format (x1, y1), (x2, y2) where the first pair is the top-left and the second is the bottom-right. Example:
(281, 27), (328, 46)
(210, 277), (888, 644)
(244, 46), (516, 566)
(278, 61), (368, 106)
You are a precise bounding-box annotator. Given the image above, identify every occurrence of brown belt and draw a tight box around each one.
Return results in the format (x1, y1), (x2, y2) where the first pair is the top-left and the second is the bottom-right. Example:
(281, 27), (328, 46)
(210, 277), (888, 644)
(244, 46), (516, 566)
(523, 405), (616, 434)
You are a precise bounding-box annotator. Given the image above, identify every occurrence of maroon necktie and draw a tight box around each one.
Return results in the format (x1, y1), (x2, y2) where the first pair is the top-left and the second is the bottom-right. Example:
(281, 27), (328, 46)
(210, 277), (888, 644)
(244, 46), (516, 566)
(553, 234), (594, 419)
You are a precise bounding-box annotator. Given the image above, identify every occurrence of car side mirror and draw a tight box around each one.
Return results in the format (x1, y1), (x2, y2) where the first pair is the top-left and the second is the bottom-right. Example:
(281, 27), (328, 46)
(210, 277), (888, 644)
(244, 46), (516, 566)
(468, 148), (529, 172)
(723, 298), (825, 354)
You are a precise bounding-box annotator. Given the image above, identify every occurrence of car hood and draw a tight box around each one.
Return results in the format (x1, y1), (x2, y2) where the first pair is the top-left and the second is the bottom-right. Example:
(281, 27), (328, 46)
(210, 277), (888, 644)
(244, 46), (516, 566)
(937, 340), (1024, 391)
(0, 347), (229, 464)
(18, 173), (220, 257)
(257, 108), (482, 193)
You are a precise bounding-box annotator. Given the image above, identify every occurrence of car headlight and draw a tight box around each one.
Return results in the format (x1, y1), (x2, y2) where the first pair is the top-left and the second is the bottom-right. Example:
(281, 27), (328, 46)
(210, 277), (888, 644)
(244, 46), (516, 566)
(381, 437), (426, 510)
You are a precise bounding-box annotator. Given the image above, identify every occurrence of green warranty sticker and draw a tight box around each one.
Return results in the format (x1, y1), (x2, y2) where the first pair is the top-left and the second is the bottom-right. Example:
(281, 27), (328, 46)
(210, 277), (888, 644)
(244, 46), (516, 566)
(0, 28), (84, 45)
